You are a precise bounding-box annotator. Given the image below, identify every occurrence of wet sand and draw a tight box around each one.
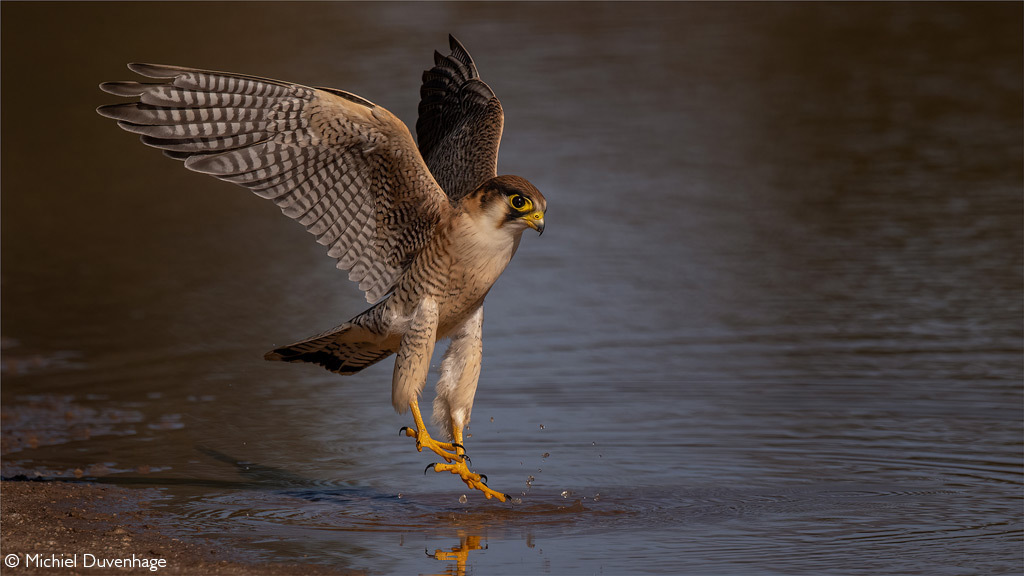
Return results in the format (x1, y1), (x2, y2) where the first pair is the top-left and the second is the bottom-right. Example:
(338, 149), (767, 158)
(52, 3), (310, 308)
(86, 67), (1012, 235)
(0, 479), (358, 575)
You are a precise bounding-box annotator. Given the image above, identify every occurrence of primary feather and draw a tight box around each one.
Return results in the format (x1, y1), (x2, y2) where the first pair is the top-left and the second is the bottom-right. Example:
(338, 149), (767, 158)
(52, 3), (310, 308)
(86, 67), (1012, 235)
(98, 62), (450, 303)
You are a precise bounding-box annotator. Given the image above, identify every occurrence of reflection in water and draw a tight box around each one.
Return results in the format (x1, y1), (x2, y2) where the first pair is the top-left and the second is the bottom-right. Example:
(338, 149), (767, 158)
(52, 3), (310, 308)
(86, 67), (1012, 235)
(2, 2), (1022, 574)
(425, 532), (487, 576)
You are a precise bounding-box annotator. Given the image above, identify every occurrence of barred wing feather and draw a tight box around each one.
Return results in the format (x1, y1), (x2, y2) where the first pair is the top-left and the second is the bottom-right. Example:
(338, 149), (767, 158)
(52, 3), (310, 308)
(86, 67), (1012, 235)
(416, 35), (504, 202)
(98, 63), (451, 303)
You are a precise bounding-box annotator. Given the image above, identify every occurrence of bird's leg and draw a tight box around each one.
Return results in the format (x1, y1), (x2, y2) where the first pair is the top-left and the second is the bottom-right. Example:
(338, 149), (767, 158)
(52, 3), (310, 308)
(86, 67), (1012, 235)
(427, 424), (508, 502)
(395, 299), (463, 463)
(401, 397), (461, 463)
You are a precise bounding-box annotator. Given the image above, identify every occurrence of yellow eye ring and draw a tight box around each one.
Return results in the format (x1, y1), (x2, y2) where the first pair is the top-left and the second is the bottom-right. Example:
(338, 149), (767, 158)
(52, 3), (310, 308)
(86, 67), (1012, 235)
(508, 194), (533, 213)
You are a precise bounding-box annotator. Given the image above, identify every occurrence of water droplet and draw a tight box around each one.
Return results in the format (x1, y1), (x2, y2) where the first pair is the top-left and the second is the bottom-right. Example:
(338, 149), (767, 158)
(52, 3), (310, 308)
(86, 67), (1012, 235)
(458, 494), (467, 504)
(490, 417), (494, 423)
(542, 452), (550, 459)
(397, 493), (403, 499)
(539, 424), (545, 429)
(512, 497), (522, 505)
(561, 490), (573, 499)
(527, 475), (535, 483)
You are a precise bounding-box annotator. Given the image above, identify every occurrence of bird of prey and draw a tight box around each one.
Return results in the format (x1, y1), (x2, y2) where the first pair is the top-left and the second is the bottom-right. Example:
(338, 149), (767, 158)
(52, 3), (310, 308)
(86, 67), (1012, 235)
(97, 36), (545, 502)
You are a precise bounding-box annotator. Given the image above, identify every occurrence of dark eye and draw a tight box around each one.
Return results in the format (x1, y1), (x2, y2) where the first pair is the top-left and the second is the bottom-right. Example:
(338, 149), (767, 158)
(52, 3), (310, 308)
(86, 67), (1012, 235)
(510, 194), (527, 210)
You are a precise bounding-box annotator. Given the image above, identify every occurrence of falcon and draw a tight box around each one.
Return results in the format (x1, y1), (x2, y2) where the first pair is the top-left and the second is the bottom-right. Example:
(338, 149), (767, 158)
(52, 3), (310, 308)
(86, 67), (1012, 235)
(97, 36), (545, 502)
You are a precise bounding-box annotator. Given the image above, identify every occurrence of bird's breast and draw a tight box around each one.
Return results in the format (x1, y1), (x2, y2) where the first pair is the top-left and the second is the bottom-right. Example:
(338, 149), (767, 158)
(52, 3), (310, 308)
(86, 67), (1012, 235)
(433, 216), (519, 335)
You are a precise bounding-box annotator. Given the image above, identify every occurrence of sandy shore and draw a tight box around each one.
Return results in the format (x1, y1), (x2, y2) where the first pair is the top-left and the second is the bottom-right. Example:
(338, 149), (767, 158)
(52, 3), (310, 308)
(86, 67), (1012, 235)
(0, 479), (360, 575)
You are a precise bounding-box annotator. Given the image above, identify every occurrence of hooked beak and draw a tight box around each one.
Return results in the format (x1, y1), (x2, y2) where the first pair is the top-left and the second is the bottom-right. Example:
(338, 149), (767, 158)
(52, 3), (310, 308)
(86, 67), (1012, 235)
(522, 211), (545, 235)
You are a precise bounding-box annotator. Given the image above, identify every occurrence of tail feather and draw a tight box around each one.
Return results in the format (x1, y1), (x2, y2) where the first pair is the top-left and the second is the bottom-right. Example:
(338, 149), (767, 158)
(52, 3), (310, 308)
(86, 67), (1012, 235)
(265, 323), (393, 375)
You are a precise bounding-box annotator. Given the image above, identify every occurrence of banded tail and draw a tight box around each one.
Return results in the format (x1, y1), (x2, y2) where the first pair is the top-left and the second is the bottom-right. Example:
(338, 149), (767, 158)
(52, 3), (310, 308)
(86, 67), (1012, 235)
(265, 323), (394, 375)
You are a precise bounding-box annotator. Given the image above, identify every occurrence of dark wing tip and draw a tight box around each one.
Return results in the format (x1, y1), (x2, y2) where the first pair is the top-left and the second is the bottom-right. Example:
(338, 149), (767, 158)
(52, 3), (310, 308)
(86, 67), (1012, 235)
(448, 34), (469, 60)
(99, 81), (149, 97)
(127, 62), (182, 79)
(95, 102), (133, 120)
(446, 35), (477, 76)
(416, 35), (503, 200)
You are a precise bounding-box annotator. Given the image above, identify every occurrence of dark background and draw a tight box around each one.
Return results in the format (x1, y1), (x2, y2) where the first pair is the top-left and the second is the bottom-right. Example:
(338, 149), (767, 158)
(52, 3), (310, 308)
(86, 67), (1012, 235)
(3, 3), (1021, 574)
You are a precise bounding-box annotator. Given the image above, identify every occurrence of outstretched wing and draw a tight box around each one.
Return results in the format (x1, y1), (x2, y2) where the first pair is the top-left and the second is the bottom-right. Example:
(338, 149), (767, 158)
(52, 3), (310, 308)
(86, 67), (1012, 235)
(416, 35), (504, 202)
(98, 63), (451, 303)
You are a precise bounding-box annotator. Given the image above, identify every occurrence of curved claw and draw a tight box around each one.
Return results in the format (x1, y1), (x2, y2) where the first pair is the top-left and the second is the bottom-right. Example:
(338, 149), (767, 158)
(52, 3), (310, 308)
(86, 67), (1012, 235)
(425, 463), (439, 475)
(400, 426), (411, 436)
(479, 474), (488, 486)
(448, 443), (471, 465)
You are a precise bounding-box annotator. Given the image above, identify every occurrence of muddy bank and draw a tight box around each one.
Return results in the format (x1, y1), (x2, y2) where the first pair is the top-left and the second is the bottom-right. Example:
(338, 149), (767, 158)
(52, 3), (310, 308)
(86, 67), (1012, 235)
(0, 479), (359, 575)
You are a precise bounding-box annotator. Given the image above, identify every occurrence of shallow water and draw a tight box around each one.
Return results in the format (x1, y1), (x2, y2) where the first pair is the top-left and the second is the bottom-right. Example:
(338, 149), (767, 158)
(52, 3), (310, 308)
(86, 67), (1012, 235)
(2, 3), (1022, 575)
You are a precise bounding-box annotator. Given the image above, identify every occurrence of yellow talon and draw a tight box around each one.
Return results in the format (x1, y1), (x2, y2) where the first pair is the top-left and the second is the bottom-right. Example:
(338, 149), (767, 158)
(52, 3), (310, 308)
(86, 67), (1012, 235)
(403, 425), (461, 462)
(405, 401), (506, 502)
(403, 398), (463, 462)
(429, 460), (508, 502)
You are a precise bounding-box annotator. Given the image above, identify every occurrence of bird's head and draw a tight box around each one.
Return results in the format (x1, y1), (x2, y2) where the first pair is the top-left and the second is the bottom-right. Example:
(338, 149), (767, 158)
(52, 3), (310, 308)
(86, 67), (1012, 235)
(468, 175), (546, 236)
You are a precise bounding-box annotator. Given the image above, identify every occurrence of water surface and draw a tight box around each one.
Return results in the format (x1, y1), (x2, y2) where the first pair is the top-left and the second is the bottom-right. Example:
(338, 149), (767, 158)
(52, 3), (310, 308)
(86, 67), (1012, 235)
(2, 3), (1021, 574)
